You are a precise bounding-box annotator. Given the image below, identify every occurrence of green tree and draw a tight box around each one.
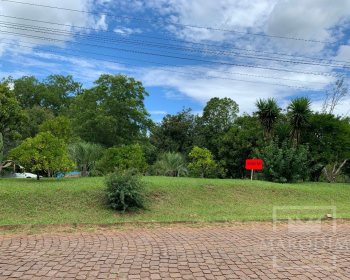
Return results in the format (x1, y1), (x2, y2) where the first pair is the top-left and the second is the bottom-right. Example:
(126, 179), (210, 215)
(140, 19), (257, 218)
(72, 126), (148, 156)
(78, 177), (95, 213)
(151, 109), (195, 155)
(197, 97), (239, 157)
(42, 75), (82, 114)
(0, 132), (3, 173)
(96, 144), (147, 174)
(39, 116), (74, 143)
(287, 97), (312, 145)
(152, 152), (188, 177)
(21, 106), (54, 139)
(0, 82), (26, 153)
(8, 132), (74, 178)
(305, 113), (350, 182)
(188, 146), (218, 178)
(13, 76), (45, 108)
(255, 98), (280, 140)
(71, 74), (152, 147)
(69, 142), (103, 177)
(219, 115), (263, 178)
(255, 140), (309, 183)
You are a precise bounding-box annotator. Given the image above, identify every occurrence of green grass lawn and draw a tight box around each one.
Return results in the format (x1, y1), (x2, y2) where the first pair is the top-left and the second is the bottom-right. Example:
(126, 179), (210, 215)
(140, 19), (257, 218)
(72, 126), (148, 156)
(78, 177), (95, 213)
(0, 176), (349, 226)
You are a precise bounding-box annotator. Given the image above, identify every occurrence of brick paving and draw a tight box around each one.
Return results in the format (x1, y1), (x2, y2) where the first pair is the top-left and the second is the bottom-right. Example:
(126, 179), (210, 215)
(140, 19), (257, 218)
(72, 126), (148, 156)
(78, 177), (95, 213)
(0, 222), (350, 279)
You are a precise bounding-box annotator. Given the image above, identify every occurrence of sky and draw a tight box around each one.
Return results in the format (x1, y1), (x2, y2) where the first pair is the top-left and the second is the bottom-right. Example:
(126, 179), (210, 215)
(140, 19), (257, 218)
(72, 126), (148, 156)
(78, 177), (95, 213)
(0, 0), (350, 121)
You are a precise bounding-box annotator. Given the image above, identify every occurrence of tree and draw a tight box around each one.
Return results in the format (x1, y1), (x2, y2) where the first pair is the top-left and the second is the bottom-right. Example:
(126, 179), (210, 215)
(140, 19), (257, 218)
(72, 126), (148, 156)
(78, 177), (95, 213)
(287, 97), (312, 145)
(39, 116), (74, 143)
(0, 82), (26, 154)
(69, 142), (103, 177)
(255, 98), (280, 140)
(197, 97), (239, 157)
(188, 146), (218, 178)
(8, 132), (74, 178)
(255, 140), (309, 183)
(152, 152), (188, 177)
(13, 76), (45, 108)
(0, 132), (3, 173)
(71, 74), (152, 147)
(151, 108), (195, 155)
(96, 144), (147, 174)
(202, 97), (239, 133)
(305, 113), (350, 182)
(322, 78), (349, 114)
(21, 106), (54, 139)
(219, 115), (263, 178)
(42, 75), (82, 114)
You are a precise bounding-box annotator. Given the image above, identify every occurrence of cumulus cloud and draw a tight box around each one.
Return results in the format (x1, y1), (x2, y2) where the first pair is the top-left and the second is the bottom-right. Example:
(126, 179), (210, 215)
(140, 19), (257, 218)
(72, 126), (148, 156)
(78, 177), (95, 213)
(0, 0), (107, 55)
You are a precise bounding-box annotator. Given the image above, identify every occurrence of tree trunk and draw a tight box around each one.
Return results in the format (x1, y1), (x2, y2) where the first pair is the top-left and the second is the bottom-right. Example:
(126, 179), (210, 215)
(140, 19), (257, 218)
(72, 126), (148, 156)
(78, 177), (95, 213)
(323, 160), (348, 183)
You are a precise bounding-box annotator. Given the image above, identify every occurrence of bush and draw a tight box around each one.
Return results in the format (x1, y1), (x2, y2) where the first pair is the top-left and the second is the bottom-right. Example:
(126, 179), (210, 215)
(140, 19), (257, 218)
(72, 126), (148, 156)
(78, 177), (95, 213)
(255, 140), (309, 183)
(105, 170), (145, 211)
(96, 144), (147, 175)
(188, 146), (218, 178)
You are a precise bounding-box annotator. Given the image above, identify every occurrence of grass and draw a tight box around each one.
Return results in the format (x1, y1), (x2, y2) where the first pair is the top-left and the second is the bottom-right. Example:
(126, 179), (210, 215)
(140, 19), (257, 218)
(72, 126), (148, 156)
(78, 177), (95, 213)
(0, 176), (349, 226)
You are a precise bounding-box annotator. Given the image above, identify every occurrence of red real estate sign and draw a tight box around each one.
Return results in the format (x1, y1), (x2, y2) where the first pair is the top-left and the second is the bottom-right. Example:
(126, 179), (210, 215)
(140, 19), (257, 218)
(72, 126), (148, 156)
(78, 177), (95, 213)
(245, 159), (263, 171)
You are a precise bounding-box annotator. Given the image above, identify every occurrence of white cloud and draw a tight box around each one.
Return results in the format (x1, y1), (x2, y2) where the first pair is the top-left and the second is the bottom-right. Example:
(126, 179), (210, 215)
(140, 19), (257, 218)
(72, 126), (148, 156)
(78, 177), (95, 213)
(113, 27), (142, 36)
(0, 0), (107, 55)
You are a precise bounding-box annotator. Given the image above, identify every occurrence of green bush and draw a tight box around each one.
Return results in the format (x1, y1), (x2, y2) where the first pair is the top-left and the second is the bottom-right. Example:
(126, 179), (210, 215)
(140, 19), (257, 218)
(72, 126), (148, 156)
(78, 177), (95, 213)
(255, 140), (309, 183)
(105, 170), (145, 211)
(96, 144), (147, 175)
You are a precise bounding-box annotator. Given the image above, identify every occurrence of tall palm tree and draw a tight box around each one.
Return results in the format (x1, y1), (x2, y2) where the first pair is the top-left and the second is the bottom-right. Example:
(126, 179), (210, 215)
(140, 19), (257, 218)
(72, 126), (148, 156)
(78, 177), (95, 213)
(255, 98), (280, 140)
(155, 152), (188, 177)
(287, 97), (312, 145)
(69, 142), (103, 176)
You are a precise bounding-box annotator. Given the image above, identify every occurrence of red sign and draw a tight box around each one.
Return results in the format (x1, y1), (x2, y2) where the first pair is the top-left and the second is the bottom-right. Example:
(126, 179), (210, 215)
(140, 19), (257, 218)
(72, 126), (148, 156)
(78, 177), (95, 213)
(245, 159), (263, 170)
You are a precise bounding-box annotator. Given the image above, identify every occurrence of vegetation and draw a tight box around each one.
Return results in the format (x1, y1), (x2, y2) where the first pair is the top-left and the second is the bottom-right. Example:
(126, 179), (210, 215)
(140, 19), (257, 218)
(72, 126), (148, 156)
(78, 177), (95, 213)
(105, 170), (145, 212)
(0, 74), (349, 182)
(0, 177), (349, 226)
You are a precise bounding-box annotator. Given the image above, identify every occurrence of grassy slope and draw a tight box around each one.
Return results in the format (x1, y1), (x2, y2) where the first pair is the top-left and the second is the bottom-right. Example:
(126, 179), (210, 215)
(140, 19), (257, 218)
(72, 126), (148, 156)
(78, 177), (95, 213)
(0, 177), (349, 225)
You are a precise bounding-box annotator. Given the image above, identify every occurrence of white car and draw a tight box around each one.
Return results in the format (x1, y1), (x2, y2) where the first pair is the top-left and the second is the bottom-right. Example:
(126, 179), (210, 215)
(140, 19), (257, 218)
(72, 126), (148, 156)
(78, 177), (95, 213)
(14, 172), (41, 179)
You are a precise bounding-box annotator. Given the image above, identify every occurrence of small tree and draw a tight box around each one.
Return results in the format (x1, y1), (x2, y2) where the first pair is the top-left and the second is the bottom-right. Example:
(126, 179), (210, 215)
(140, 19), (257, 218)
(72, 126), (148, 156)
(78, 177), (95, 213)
(8, 132), (74, 178)
(255, 140), (309, 183)
(69, 142), (103, 177)
(39, 116), (74, 143)
(255, 98), (280, 140)
(188, 146), (217, 178)
(96, 144), (147, 174)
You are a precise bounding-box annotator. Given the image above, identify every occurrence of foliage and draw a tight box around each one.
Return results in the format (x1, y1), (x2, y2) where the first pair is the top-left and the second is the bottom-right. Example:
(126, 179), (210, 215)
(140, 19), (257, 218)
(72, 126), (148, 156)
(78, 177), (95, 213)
(105, 170), (145, 211)
(69, 142), (103, 177)
(21, 106), (54, 139)
(151, 108), (195, 155)
(39, 116), (74, 143)
(0, 82), (26, 153)
(255, 98), (280, 140)
(304, 113), (350, 181)
(287, 97), (312, 145)
(0, 132), (3, 167)
(96, 144), (147, 174)
(152, 152), (188, 177)
(255, 140), (309, 183)
(219, 115), (263, 178)
(188, 146), (218, 178)
(8, 132), (74, 177)
(71, 74), (152, 147)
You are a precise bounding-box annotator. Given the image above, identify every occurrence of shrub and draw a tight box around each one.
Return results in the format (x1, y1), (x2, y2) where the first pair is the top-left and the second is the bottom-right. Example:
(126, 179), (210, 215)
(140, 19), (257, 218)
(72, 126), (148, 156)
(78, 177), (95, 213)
(188, 146), (218, 178)
(105, 170), (145, 211)
(152, 152), (188, 177)
(255, 140), (309, 183)
(96, 144), (147, 175)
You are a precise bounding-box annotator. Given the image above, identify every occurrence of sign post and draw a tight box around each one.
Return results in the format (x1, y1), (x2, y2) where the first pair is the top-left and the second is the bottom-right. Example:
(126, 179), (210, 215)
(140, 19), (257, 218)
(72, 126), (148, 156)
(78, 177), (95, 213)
(245, 159), (263, 180)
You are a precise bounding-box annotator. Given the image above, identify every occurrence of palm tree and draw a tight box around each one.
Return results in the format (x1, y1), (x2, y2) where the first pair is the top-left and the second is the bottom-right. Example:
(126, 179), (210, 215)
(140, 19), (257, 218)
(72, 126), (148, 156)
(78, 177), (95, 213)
(155, 152), (188, 177)
(255, 98), (280, 140)
(69, 142), (103, 176)
(287, 97), (312, 145)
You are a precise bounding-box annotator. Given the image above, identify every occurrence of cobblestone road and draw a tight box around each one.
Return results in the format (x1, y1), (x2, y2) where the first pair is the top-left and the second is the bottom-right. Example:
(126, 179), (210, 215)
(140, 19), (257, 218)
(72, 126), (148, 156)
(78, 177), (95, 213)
(0, 223), (350, 279)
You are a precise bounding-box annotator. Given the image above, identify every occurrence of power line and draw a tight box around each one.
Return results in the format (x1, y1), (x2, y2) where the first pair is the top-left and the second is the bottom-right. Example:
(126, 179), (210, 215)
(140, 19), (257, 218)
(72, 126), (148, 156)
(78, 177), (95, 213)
(0, 28), (337, 78)
(1, 14), (348, 65)
(0, 40), (329, 91)
(0, 0), (335, 44)
(0, 38), (331, 86)
(1, 20), (349, 70)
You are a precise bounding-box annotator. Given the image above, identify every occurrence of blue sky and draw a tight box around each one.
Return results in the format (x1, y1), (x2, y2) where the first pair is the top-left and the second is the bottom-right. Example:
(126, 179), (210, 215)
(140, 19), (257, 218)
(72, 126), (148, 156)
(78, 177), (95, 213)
(0, 0), (350, 121)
